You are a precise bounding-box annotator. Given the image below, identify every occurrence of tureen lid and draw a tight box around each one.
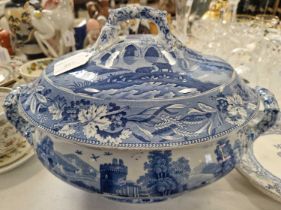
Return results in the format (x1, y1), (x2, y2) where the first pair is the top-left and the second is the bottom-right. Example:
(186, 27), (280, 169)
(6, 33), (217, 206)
(17, 6), (260, 149)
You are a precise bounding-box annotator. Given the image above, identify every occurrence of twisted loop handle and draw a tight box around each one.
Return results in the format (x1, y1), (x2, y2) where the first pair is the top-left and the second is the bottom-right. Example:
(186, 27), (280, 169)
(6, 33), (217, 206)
(92, 6), (178, 52)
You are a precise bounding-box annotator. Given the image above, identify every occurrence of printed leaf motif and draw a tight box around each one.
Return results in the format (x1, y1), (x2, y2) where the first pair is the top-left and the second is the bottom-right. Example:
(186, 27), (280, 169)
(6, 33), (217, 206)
(247, 103), (257, 110)
(48, 104), (63, 120)
(187, 108), (204, 114)
(95, 105), (108, 119)
(36, 94), (47, 104)
(78, 105), (110, 130)
(207, 122), (216, 136)
(30, 97), (37, 114)
(126, 108), (158, 120)
(36, 86), (45, 92)
(194, 122), (210, 135)
(198, 103), (216, 113)
(172, 127), (194, 136)
(208, 123), (212, 135)
(162, 135), (180, 141)
(84, 122), (98, 138)
(166, 104), (187, 109)
(59, 125), (76, 136)
(136, 125), (153, 138)
(126, 106), (168, 122)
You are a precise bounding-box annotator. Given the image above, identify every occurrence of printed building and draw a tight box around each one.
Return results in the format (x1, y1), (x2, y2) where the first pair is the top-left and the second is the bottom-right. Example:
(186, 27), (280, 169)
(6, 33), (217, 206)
(100, 158), (140, 197)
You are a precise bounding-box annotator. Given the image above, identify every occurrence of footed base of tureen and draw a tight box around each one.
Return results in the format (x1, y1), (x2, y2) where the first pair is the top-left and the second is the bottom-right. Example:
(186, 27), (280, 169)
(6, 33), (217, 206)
(104, 195), (168, 204)
(102, 174), (228, 204)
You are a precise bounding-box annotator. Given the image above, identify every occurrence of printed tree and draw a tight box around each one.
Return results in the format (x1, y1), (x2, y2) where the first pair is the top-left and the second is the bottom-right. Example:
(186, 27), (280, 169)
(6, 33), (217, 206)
(169, 157), (191, 191)
(233, 139), (243, 163)
(137, 151), (190, 196)
(214, 139), (236, 176)
(36, 138), (56, 168)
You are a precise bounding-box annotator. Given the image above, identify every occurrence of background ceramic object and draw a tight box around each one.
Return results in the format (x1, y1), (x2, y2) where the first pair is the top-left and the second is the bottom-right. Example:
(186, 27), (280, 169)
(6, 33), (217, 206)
(0, 27), (14, 55)
(0, 87), (21, 157)
(74, 18), (87, 50)
(4, 0), (44, 59)
(237, 133), (281, 203)
(0, 66), (13, 86)
(26, 0), (75, 58)
(0, 87), (11, 119)
(0, 136), (34, 173)
(0, 121), (22, 157)
(4, 6), (279, 203)
(4, 0), (32, 44)
(19, 58), (53, 82)
(84, 18), (101, 46)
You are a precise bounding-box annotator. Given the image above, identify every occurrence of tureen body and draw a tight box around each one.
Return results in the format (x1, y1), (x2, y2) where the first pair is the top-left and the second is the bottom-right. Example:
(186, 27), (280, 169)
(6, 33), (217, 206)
(4, 6), (279, 203)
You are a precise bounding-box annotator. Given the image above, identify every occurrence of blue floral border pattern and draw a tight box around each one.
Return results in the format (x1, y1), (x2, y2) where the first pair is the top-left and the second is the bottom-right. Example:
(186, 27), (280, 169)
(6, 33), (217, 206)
(4, 87), (35, 145)
(17, 78), (259, 147)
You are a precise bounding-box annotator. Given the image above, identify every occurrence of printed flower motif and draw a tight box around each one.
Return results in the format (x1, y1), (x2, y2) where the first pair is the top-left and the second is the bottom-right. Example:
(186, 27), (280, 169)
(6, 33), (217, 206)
(76, 104), (131, 144)
(226, 94), (243, 107)
(61, 99), (91, 121)
(24, 85), (49, 114)
(83, 122), (98, 138)
(216, 92), (255, 126)
(48, 97), (67, 120)
(59, 125), (76, 136)
(78, 105), (111, 138)
(49, 104), (63, 120)
(225, 94), (248, 125)
(108, 112), (127, 130)
(216, 93), (229, 113)
(95, 129), (132, 145)
(235, 84), (249, 100)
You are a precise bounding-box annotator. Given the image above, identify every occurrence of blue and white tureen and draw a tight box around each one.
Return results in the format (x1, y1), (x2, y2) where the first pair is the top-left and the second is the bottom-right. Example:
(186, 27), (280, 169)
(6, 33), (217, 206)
(4, 6), (279, 203)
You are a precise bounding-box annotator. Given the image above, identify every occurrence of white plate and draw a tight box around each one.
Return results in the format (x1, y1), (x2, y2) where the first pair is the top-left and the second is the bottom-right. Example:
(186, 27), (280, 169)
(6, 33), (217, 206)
(0, 65), (12, 86)
(237, 132), (281, 203)
(19, 58), (53, 82)
(0, 137), (34, 174)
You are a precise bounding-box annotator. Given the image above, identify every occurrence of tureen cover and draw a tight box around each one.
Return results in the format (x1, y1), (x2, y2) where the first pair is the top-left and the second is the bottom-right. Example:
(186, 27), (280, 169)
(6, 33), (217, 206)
(18, 6), (259, 148)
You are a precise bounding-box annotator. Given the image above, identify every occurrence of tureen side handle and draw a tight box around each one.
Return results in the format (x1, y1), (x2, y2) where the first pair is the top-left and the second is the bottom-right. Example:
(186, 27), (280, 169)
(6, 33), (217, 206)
(4, 86), (35, 146)
(248, 87), (279, 141)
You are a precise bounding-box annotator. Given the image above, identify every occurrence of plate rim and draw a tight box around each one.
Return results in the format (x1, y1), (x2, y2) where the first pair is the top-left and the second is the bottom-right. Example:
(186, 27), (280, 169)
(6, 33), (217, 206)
(236, 133), (281, 203)
(0, 146), (34, 175)
(0, 65), (12, 85)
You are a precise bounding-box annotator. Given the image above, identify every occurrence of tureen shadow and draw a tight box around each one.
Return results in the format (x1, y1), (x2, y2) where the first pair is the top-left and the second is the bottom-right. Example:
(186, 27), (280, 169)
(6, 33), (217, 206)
(4, 6), (279, 203)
